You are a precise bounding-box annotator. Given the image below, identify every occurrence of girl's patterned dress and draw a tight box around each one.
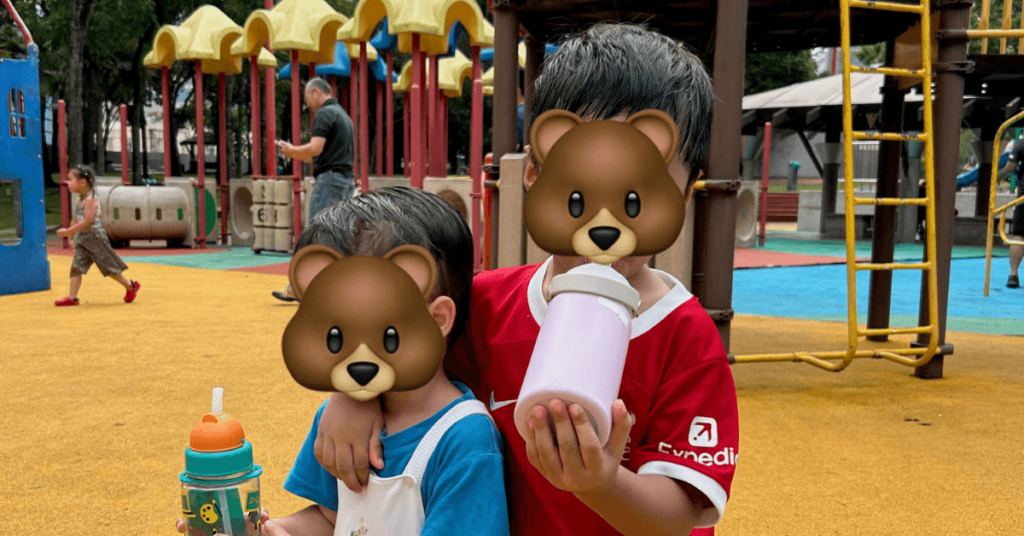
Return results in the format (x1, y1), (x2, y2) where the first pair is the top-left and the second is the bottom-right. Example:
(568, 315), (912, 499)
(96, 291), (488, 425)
(70, 192), (128, 277)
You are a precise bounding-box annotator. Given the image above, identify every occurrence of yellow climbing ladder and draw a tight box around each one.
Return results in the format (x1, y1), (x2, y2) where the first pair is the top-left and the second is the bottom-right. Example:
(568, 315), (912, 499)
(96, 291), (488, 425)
(733, 0), (940, 371)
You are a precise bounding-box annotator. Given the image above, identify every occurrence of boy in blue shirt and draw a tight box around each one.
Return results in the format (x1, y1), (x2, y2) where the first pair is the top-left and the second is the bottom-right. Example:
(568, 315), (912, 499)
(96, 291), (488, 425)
(268, 187), (508, 536)
(177, 187), (508, 536)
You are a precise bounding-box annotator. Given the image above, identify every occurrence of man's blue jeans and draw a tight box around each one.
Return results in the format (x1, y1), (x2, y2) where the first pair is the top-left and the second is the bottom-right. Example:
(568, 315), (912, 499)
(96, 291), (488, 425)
(308, 171), (355, 222)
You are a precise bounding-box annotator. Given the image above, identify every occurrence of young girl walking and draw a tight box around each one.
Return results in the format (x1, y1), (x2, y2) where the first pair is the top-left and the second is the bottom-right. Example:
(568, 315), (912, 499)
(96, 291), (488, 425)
(54, 165), (140, 306)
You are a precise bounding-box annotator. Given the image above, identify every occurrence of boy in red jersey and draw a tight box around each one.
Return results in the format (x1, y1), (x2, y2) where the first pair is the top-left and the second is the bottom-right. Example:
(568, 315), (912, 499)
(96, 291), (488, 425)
(314, 22), (738, 536)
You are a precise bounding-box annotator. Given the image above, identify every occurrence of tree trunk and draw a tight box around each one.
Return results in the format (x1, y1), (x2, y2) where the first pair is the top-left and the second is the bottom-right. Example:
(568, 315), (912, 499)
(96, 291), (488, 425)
(142, 110), (150, 178)
(94, 101), (106, 175)
(101, 105), (112, 173)
(67, 0), (98, 167)
(85, 70), (103, 169)
(41, 95), (55, 185)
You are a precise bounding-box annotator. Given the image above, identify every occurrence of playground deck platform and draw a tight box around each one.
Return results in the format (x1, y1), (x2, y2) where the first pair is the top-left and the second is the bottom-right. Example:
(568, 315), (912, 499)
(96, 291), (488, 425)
(2, 232), (1021, 535)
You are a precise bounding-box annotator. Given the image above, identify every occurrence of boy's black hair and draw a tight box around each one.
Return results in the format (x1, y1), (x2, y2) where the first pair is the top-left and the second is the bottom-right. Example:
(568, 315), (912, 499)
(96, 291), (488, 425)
(294, 186), (474, 348)
(530, 22), (715, 187)
(69, 164), (96, 188)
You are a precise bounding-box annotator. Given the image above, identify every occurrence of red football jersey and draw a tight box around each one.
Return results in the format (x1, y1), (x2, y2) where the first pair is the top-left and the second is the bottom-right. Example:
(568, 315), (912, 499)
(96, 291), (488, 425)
(446, 258), (739, 536)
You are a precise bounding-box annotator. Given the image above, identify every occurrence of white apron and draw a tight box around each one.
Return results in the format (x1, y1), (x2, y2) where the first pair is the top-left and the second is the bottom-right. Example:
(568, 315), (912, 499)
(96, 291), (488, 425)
(334, 399), (491, 536)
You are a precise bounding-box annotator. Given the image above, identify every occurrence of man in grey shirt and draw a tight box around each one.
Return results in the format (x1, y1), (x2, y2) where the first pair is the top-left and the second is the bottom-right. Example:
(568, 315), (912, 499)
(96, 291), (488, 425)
(273, 77), (355, 301)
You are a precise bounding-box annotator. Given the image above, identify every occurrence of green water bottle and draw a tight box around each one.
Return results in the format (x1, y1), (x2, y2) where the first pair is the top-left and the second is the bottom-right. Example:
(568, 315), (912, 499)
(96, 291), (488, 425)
(180, 388), (263, 536)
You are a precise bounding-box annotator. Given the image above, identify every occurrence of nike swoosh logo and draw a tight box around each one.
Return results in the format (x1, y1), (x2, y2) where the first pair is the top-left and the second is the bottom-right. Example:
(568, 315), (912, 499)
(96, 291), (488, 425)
(489, 392), (516, 411)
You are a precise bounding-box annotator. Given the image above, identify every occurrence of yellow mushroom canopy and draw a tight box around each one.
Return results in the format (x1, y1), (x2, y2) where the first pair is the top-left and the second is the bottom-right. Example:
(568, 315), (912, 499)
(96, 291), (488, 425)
(231, 0), (347, 66)
(144, 6), (248, 74)
(338, 0), (494, 55)
(344, 42), (379, 62)
(392, 51), (474, 97)
(439, 50), (473, 97)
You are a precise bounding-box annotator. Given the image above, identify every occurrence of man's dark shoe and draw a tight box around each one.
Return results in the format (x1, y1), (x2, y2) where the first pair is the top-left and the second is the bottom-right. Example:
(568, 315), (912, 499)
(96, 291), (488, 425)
(1008, 275), (1020, 288)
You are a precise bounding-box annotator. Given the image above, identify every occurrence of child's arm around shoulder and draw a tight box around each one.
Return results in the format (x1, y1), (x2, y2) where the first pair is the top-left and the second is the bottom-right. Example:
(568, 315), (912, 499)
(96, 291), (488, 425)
(422, 414), (509, 536)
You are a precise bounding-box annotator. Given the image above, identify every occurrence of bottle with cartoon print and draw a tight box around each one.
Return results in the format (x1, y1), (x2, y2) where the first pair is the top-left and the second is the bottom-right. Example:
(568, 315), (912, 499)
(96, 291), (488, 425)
(180, 388), (264, 536)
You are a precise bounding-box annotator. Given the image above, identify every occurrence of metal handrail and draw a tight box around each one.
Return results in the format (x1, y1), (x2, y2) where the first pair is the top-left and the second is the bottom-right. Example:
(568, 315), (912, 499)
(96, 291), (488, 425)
(984, 110), (1024, 296)
(973, 0), (1024, 54)
(1, 0), (33, 47)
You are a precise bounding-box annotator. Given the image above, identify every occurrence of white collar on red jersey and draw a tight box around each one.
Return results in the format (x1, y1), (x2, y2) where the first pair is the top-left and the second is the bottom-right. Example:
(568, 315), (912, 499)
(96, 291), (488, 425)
(527, 256), (694, 338)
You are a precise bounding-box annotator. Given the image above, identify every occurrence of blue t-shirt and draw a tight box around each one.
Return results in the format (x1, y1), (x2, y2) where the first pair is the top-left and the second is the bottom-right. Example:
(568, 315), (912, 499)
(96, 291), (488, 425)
(284, 382), (509, 536)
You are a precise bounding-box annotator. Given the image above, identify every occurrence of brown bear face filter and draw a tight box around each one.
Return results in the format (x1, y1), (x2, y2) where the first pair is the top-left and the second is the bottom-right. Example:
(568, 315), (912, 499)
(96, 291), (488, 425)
(281, 245), (445, 401)
(525, 109), (686, 265)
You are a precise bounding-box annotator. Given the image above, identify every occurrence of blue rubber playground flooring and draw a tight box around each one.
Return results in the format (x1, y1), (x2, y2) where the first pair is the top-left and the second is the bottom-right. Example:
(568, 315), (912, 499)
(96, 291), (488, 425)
(734, 257), (1024, 336)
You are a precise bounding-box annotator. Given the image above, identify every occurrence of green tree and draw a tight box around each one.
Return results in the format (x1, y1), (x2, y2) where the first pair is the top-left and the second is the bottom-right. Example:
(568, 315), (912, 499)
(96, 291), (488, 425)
(970, 1), (1023, 55)
(855, 43), (886, 66)
(744, 50), (819, 95)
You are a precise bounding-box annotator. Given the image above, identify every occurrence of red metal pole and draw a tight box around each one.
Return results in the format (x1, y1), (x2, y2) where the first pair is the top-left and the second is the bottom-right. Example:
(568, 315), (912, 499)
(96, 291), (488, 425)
(404, 93), (410, 178)
(218, 73), (229, 244)
(309, 62), (316, 132)
(250, 56), (262, 177)
(290, 50), (301, 178)
(411, 36), (423, 187)
(350, 60), (359, 178)
(265, 67), (277, 177)
(483, 186), (492, 270)
(386, 51), (394, 177)
(376, 81), (383, 177)
(2, 0), (34, 46)
(262, 0), (275, 178)
(58, 100), (69, 249)
(162, 67), (172, 178)
(360, 42), (369, 193)
(759, 121), (772, 247)
(471, 46), (483, 272)
(119, 104), (129, 185)
(195, 61), (207, 249)
(421, 50), (428, 183)
(428, 55), (439, 177)
(290, 50), (303, 242)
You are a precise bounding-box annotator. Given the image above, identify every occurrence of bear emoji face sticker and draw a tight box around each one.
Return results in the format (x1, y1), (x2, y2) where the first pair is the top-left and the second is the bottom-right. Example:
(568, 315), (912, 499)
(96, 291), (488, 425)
(525, 109), (686, 265)
(281, 245), (445, 401)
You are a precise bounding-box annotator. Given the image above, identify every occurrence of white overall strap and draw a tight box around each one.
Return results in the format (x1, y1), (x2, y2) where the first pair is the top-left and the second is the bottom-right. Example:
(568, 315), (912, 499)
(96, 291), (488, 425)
(402, 399), (491, 484)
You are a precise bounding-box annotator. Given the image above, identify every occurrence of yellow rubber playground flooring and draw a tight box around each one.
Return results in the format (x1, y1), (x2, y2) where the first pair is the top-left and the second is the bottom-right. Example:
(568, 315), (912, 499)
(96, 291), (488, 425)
(1, 256), (1021, 535)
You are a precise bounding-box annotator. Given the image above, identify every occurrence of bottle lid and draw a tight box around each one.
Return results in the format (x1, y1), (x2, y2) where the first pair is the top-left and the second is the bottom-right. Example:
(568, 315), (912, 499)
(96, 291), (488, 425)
(189, 412), (246, 453)
(180, 388), (261, 484)
(549, 263), (641, 316)
(181, 439), (262, 484)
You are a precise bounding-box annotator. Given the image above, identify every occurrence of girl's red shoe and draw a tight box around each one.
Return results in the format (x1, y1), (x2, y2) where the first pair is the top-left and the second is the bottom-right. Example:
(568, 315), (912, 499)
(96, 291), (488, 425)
(124, 280), (141, 303)
(55, 297), (79, 306)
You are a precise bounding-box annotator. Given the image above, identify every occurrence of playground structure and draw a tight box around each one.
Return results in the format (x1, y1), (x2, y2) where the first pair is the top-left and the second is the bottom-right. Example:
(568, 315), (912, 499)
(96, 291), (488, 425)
(8, 0), (1019, 377)
(480, 0), (1024, 379)
(0, 0), (50, 296)
(135, 0), (497, 263)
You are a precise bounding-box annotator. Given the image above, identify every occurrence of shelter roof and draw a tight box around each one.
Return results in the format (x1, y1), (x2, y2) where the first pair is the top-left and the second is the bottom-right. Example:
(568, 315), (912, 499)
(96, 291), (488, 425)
(503, 0), (926, 55)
